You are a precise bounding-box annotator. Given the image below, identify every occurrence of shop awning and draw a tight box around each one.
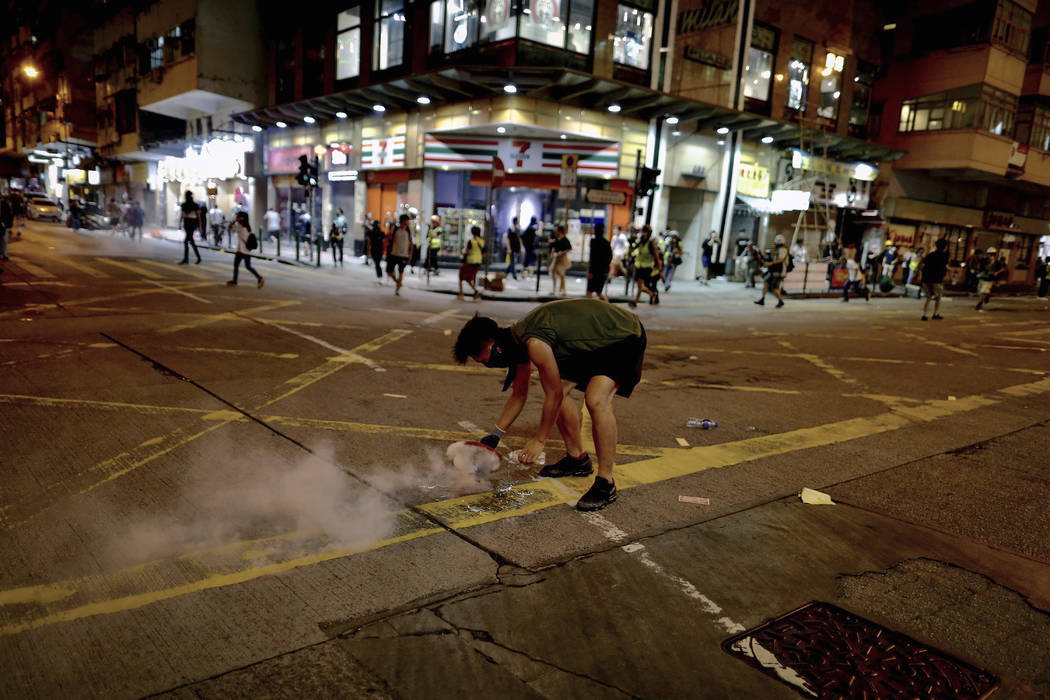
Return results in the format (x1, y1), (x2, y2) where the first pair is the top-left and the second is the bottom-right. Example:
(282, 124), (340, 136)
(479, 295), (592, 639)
(232, 67), (906, 164)
(737, 194), (784, 215)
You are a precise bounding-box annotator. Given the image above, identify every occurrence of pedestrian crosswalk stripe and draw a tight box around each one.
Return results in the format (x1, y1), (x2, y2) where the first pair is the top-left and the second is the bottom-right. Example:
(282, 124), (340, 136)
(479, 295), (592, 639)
(95, 258), (165, 279)
(51, 257), (110, 278)
(135, 259), (212, 280)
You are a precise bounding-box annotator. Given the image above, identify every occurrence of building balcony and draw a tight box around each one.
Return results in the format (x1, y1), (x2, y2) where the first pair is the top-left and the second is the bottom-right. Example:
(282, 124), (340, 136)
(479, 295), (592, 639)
(1021, 63), (1050, 98)
(880, 45), (1026, 100)
(891, 130), (1013, 176)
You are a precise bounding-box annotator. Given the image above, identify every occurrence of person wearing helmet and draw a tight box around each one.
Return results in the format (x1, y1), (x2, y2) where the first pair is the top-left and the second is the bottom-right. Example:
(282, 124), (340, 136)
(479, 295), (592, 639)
(755, 234), (788, 308)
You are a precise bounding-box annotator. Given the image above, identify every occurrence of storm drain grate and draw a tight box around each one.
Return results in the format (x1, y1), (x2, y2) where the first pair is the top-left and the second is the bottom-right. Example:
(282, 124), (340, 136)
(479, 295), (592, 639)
(723, 601), (998, 699)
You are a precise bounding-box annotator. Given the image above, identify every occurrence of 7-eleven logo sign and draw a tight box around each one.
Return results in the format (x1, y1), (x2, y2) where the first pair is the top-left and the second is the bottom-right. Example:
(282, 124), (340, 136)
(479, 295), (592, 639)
(512, 140), (532, 168)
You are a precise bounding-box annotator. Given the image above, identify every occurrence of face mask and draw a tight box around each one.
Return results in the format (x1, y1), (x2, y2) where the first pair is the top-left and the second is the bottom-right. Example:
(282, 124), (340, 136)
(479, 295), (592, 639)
(482, 332), (526, 390)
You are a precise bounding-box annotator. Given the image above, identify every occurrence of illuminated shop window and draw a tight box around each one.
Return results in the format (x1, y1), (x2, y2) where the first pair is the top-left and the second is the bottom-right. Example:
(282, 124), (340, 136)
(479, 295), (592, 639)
(743, 24), (778, 106)
(481, 0), (518, 43)
(336, 7), (361, 80)
(898, 84), (1017, 136)
(521, 0), (567, 48)
(817, 51), (844, 121)
(567, 0), (594, 54)
(374, 0), (406, 71)
(613, 3), (653, 70)
(787, 37), (812, 112)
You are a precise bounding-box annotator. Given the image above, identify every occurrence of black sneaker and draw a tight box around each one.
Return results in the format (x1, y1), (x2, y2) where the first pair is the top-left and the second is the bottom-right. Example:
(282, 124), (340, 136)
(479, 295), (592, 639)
(539, 452), (593, 478)
(754, 298), (765, 306)
(932, 314), (943, 320)
(576, 477), (617, 511)
(775, 300), (784, 308)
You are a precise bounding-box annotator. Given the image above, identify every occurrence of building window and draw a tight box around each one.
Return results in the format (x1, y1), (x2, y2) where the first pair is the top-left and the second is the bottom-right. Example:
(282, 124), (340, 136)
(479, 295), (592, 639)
(1015, 103), (1050, 151)
(992, 0), (1032, 57)
(445, 0), (481, 53)
(743, 24), (778, 109)
(374, 0), (406, 71)
(520, 0), (567, 48)
(481, 0), (517, 43)
(567, 0), (594, 54)
(275, 34), (296, 103)
(613, 3), (653, 70)
(787, 37), (812, 112)
(816, 51), (845, 121)
(336, 7), (361, 80)
(898, 84), (1017, 136)
(849, 60), (876, 138)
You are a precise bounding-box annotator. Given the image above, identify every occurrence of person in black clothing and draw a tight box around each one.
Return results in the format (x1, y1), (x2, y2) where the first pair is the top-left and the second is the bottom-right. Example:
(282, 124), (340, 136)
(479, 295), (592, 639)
(919, 238), (950, 321)
(1037, 256), (1049, 298)
(0, 195), (13, 261)
(178, 191), (203, 264)
(367, 220), (386, 281)
(522, 216), (538, 273)
(587, 223), (612, 301)
(505, 217), (522, 280)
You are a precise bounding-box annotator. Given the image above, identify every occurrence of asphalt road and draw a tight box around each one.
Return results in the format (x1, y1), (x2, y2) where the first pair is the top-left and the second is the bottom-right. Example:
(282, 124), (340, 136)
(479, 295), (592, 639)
(1, 220), (1049, 699)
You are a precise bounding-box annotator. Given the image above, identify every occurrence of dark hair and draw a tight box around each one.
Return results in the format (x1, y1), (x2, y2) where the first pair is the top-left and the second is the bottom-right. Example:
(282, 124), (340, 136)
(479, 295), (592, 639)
(236, 211), (251, 232)
(935, 238), (948, 250)
(594, 222), (605, 236)
(399, 214), (409, 222)
(454, 315), (499, 364)
(471, 225), (481, 235)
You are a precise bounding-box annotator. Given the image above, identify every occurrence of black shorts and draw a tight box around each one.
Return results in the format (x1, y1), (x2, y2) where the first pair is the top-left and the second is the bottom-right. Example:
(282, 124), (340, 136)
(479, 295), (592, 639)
(556, 327), (647, 398)
(587, 273), (608, 294)
(386, 255), (408, 274)
(634, 266), (652, 282)
(182, 219), (198, 235)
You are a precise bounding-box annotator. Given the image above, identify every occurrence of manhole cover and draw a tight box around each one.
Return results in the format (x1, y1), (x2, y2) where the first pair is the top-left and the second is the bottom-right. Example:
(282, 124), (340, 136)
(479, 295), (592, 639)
(723, 602), (998, 699)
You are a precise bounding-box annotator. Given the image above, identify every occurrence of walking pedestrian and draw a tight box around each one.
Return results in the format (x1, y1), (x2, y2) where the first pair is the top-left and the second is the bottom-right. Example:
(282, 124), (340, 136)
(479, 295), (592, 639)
(610, 225), (629, 277)
(458, 225), (485, 299)
(128, 201), (144, 240)
(976, 249), (1007, 311)
(387, 214), (413, 295)
(700, 232), (717, 284)
(661, 231), (683, 292)
(842, 245), (869, 302)
(744, 241), (763, 288)
(1036, 256), (1049, 298)
(755, 234), (788, 308)
(0, 195), (13, 261)
(329, 222), (345, 265)
(504, 217), (522, 280)
(226, 212), (264, 288)
(263, 206), (281, 243)
(629, 226), (662, 307)
(208, 202), (225, 245)
(367, 219), (385, 282)
(906, 248), (924, 285)
(587, 222), (612, 302)
(549, 224), (572, 296)
(919, 238), (950, 321)
(426, 215), (443, 274)
(522, 216), (538, 273)
(453, 297), (647, 511)
(178, 191), (203, 264)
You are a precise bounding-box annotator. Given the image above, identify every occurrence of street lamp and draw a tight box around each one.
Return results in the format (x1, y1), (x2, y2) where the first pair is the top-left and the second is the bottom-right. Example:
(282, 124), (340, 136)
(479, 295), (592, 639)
(22, 63), (40, 79)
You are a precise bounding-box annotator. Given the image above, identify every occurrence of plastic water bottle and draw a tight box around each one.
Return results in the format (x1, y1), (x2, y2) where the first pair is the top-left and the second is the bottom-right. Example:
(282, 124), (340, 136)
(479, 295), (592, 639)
(686, 418), (718, 429)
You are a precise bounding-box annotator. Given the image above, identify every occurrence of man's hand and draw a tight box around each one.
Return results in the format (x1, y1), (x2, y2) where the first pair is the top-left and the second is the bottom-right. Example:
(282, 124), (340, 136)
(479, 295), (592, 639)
(518, 438), (545, 464)
(480, 433), (501, 449)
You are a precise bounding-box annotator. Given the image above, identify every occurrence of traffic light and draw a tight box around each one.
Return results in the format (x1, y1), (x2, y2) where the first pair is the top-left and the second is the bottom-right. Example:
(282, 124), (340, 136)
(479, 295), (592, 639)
(637, 166), (661, 197)
(297, 155), (318, 187)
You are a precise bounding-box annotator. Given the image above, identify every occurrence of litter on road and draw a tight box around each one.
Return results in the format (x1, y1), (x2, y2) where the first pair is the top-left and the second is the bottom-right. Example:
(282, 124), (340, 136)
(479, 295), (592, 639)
(679, 495), (710, 505)
(799, 487), (835, 505)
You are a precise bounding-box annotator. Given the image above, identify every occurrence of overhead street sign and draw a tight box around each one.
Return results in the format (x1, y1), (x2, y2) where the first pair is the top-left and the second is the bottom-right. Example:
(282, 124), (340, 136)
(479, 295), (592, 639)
(558, 187), (577, 200)
(585, 189), (627, 205)
(560, 154), (578, 187)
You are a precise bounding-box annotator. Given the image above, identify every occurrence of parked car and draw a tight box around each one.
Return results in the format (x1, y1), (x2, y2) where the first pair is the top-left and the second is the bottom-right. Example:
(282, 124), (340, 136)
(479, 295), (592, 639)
(27, 196), (63, 222)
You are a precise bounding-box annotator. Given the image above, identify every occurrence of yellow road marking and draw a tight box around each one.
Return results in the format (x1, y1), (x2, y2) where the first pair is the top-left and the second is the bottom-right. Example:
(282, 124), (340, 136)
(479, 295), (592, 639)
(135, 259), (213, 280)
(0, 329), (412, 530)
(96, 258), (166, 279)
(171, 346), (299, 359)
(12, 260), (56, 278)
(4, 374), (1050, 635)
(383, 393), (408, 398)
(51, 257), (110, 278)
(159, 300), (300, 335)
(675, 437), (690, 447)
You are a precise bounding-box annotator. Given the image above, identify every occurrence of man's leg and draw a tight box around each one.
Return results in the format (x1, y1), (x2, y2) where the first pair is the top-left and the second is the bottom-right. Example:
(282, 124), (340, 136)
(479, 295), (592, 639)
(555, 390), (586, 459)
(584, 376), (618, 482)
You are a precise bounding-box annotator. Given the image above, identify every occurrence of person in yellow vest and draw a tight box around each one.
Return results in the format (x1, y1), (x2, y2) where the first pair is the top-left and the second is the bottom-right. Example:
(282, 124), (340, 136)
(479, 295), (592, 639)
(426, 214), (443, 274)
(629, 226), (662, 307)
(458, 225), (485, 299)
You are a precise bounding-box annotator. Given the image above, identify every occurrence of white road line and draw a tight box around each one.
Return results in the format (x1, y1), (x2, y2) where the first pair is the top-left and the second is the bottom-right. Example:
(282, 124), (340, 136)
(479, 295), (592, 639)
(457, 420), (482, 433)
(96, 258), (165, 279)
(419, 308), (461, 325)
(145, 280), (212, 304)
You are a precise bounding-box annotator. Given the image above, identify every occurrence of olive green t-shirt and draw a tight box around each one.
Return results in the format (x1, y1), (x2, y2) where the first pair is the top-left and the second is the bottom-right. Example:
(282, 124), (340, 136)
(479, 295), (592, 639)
(511, 299), (642, 359)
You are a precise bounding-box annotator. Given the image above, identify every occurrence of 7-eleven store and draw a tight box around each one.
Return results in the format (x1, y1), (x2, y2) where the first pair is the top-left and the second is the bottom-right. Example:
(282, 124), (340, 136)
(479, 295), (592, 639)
(422, 125), (634, 261)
